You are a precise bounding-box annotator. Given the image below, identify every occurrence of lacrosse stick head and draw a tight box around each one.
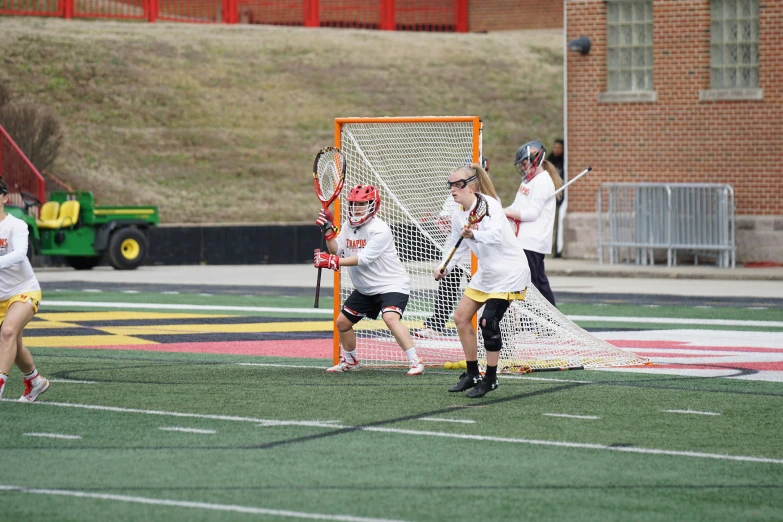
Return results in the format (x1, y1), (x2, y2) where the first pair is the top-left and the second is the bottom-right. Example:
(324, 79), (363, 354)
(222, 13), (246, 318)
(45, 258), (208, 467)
(467, 192), (490, 226)
(313, 147), (346, 207)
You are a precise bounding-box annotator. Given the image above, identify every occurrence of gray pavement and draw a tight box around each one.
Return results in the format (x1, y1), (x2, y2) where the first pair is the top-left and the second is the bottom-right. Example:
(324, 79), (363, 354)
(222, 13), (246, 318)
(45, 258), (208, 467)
(34, 258), (783, 299)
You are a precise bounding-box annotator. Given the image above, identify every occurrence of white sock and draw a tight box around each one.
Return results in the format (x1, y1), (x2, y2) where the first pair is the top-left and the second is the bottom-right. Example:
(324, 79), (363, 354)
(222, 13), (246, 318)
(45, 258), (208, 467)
(24, 368), (41, 386)
(343, 350), (358, 364)
(405, 348), (419, 364)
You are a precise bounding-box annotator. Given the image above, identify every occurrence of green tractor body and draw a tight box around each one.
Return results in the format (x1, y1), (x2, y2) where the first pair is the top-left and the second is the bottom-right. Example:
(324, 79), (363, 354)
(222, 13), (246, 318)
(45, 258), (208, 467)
(10, 191), (159, 270)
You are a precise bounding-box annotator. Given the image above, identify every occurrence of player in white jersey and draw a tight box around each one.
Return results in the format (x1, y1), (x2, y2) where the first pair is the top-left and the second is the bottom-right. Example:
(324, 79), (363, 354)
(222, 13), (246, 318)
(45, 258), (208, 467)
(436, 166), (531, 398)
(413, 157), (490, 339)
(314, 184), (423, 376)
(504, 140), (563, 306)
(0, 179), (50, 403)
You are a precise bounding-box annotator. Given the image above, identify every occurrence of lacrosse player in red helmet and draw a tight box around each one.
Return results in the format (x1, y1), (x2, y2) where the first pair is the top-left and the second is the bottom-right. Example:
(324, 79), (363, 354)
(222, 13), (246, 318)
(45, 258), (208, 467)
(436, 165), (531, 398)
(314, 184), (423, 376)
(503, 140), (562, 306)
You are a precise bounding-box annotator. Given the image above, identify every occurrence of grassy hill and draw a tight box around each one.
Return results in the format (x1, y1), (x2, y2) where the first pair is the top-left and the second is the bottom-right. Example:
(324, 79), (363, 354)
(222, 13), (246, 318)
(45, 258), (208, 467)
(0, 17), (563, 223)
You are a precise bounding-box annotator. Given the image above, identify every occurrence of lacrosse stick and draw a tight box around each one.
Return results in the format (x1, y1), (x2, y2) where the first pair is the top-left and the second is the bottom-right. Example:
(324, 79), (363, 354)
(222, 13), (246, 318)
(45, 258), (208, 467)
(551, 167), (591, 198)
(439, 193), (490, 274)
(513, 365), (585, 374)
(313, 146), (346, 308)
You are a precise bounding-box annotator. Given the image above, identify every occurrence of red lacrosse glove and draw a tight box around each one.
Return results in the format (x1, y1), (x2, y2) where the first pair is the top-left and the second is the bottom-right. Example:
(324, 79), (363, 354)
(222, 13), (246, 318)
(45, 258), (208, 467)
(316, 208), (339, 240)
(314, 249), (340, 271)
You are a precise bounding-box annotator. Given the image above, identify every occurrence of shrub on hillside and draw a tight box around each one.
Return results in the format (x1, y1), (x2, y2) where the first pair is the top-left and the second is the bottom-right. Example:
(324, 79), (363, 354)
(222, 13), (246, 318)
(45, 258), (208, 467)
(0, 101), (64, 173)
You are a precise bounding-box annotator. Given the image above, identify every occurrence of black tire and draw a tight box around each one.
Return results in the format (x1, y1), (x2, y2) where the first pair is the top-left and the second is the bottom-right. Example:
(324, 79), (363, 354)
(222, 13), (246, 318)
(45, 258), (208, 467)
(65, 256), (102, 270)
(107, 227), (148, 270)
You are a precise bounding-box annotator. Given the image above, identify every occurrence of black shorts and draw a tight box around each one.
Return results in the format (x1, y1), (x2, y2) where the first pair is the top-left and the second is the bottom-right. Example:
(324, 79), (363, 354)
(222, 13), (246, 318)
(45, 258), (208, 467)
(341, 290), (409, 324)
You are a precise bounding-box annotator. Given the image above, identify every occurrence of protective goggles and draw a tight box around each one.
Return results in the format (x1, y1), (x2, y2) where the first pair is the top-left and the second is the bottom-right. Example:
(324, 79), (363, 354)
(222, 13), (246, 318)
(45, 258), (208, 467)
(447, 175), (477, 190)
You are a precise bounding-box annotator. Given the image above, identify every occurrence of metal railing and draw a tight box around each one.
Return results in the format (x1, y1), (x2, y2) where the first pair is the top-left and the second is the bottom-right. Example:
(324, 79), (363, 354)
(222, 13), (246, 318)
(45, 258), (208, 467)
(597, 183), (735, 268)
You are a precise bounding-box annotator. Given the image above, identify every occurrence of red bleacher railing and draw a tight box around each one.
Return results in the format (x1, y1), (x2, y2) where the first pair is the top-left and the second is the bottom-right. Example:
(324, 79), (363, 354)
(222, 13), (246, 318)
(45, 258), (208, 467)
(0, 125), (48, 216)
(0, 0), (467, 31)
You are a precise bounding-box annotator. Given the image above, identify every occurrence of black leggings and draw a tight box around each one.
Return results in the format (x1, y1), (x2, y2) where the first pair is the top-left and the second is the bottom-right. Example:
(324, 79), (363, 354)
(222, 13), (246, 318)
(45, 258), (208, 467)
(524, 250), (556, 306)
(424, 267), (464, 331)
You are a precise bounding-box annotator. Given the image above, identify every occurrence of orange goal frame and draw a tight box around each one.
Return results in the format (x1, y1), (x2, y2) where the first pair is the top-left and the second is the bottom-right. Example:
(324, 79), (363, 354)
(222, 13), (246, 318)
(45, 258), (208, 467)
(332, 116), (482, 364)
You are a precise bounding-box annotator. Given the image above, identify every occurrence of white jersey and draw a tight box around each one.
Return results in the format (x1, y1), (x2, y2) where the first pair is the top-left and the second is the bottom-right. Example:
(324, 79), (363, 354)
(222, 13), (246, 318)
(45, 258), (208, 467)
(442, 194), (531, 294)
(0, 213), (41, 300)
(336, 217), (411, 296)
(509, 171), (556, 254)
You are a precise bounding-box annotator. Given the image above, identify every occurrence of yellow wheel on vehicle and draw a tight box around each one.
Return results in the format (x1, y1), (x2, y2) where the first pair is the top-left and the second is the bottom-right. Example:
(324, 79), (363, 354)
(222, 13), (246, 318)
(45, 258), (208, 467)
(120, 238), (141, 260)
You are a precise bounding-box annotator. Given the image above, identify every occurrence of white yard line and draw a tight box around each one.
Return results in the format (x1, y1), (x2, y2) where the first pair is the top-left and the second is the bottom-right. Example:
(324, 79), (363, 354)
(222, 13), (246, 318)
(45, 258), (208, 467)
(237, 363), (329, 369)
(542, 413), (600, 420)
(663, 410), (721, 416)
(360, 427), (783, 465)
(159, 427), (217, 434)
(48, 379), (96, 384)
(0, 485), (409, 522)
(7, 399), (781, 465)
(418, 417), (476, 424)
(39, 301), (783, 329)
(23, 432), (82, 440)
(41, 300), (334, 315)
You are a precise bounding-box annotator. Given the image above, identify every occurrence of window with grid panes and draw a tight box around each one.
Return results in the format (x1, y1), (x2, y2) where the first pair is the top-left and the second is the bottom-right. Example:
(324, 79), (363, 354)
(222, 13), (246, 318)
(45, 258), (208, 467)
(606, 0), (653, 92)
(710, 0), (759, 89)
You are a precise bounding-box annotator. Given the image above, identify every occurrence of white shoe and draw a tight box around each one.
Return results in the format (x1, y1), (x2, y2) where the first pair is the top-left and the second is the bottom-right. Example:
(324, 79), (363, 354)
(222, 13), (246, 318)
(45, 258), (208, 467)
(411, 327), (439, 339)
(326, 357), (360, 373)
(18, 377), (50, 403)
(406, 360), (425, 376)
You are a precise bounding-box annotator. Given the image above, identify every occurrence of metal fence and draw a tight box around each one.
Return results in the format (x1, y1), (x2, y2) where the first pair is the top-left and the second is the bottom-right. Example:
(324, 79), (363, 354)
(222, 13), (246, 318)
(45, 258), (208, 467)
(597, 183), (735, 268)
(0, 124), (47, 217)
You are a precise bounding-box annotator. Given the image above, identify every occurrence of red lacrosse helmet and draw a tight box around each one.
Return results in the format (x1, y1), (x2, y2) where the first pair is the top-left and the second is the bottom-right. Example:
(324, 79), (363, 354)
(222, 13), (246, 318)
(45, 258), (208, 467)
(347, 184), (381, 227)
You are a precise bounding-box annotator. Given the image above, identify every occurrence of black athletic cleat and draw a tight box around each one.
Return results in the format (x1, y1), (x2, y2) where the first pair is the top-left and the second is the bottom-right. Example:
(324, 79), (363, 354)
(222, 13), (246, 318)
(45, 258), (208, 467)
(448, 372), (482, 393)
(466, 376), (499, 398)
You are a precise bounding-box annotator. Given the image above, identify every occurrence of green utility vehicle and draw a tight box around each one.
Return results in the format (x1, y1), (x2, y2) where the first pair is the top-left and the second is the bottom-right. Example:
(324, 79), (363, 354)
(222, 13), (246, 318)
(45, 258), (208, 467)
(8, 191), (159, 270)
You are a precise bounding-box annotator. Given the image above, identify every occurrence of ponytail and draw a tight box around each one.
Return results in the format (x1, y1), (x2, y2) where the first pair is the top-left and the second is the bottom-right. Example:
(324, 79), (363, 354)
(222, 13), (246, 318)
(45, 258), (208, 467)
(543, 160), (563, 201)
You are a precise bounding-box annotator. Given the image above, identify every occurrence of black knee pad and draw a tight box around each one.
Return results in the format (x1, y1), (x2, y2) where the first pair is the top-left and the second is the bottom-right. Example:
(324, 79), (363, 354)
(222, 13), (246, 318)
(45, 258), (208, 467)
(479, 299), (510, 352)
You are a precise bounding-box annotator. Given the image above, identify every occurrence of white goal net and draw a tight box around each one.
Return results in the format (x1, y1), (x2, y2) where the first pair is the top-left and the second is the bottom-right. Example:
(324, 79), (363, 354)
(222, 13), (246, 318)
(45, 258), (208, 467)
(334, 117), (647, 372)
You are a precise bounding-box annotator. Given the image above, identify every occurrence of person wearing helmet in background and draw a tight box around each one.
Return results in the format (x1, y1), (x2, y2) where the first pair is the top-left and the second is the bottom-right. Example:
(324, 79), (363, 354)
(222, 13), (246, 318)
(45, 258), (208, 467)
(314, 184), (424, 376)
(413, 157), (489, 339)
(503, 141), (562, 306)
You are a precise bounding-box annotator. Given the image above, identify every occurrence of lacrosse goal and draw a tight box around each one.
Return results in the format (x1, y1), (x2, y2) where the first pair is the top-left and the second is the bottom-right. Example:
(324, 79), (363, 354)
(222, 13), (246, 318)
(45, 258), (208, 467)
(333, 116), (646, 372)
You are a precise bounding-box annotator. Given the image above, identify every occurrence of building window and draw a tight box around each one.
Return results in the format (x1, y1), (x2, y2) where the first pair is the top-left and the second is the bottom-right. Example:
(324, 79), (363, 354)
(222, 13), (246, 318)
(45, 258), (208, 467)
(710, 0), (759, 89)
(606, 0), (653, 92)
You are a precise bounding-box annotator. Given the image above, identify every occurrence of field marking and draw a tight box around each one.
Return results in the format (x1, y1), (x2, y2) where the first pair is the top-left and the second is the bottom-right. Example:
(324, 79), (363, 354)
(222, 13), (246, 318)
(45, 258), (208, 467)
(23, 433), (82, 440)
(8, 399), (782, 466)
(663, 410), (721, 416)
(237, 363), (329, 369)
(418, 417), (476, 424)
(48, 379), (96, 384)
(0, 485), (409, 522)
(5, 399), (348, 429)
(542, 413), (600, 420)
(159, 427), (217, 434)
(573, 315), (783, 328)
(41, 300), (334, 315)
(40, 301), (783, 329)
(361, 427), (783, 465)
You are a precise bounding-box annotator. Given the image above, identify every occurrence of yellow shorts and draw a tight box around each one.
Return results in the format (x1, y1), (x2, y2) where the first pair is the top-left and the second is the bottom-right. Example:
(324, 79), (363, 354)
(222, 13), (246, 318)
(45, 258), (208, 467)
(464, 287), (526, 303)
(0, 290), (42, 322)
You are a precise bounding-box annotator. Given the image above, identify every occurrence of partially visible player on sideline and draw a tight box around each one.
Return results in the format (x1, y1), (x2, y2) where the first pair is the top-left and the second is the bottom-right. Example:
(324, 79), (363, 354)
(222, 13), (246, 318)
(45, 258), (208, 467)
(0, 178), (50, 402)
(503, 140), (562, 306)
(413, 156), (490, 339)
(436, 166), (531, 398)
(314, 184), (424, 376)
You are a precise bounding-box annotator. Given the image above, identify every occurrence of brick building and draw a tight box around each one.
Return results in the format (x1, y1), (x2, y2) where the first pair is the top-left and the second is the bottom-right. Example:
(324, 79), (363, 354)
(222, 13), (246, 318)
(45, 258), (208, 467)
(470, 1), (563, 31)
(563, 0), (783, 263)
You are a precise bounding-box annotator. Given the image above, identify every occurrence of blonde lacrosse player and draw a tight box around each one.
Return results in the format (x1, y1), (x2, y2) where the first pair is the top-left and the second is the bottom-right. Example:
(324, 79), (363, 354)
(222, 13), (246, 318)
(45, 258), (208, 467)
(436, 165), (531, 398)
(0, 178), (50, 403)
(314, 184), (424, 376)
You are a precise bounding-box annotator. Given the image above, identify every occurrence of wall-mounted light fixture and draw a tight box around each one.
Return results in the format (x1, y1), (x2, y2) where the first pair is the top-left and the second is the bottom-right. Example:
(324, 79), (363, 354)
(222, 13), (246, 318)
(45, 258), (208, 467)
(567, 36), (591, 55)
